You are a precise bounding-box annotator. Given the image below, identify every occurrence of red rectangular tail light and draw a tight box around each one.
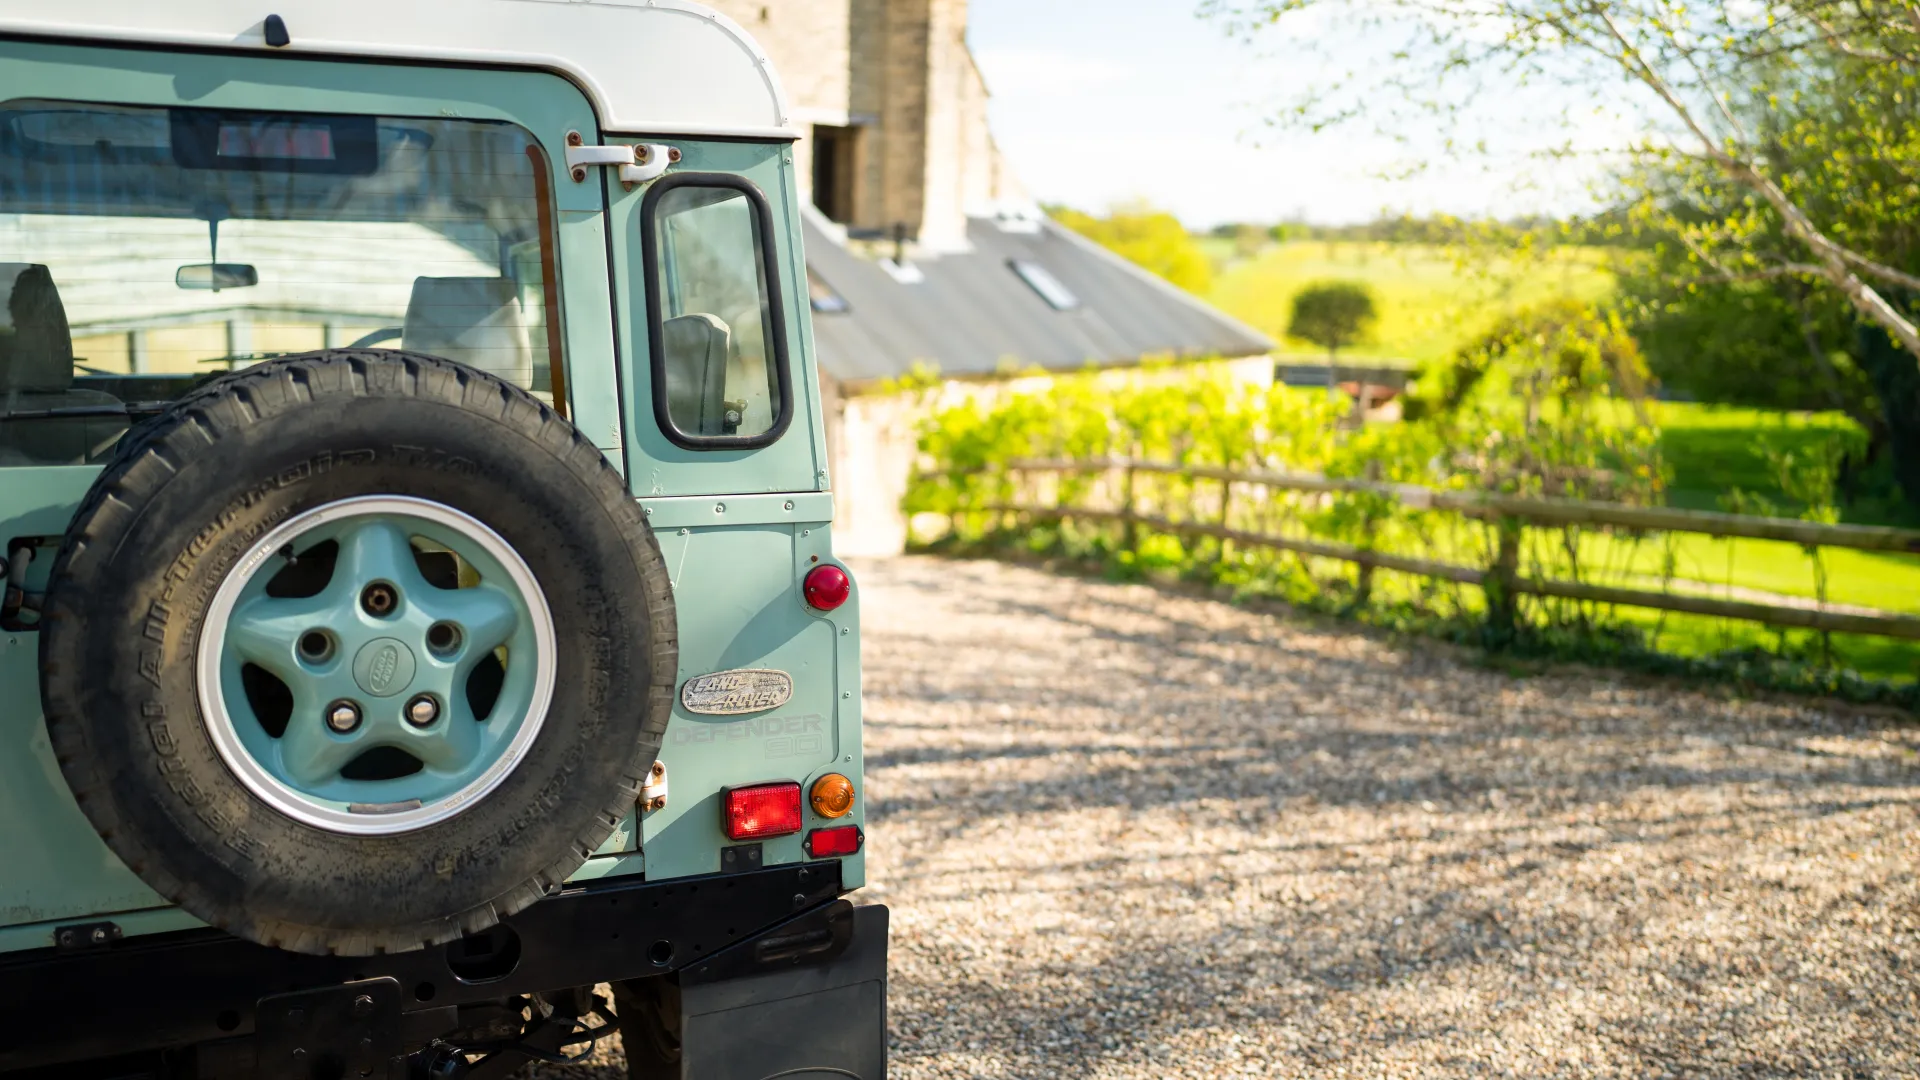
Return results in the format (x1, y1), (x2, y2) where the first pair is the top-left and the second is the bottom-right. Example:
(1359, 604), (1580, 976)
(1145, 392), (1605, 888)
(805, 825), (864, 858)
(723, 781), (803, 841)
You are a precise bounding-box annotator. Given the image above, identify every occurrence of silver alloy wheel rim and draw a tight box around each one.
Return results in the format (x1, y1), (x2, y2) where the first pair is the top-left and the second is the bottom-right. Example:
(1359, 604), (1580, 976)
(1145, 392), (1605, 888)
(196, 495), (557, 835)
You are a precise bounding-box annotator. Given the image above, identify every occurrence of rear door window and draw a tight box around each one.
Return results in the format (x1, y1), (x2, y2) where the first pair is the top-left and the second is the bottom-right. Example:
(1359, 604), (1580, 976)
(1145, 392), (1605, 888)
(641, 175), (791, 448)
(0, 101), (567, 467)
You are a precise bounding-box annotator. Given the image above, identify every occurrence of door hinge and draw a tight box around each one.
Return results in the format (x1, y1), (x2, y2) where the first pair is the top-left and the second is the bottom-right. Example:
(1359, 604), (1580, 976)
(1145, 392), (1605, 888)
(564, 132), (679, 188)
(641, 759), (668, 813)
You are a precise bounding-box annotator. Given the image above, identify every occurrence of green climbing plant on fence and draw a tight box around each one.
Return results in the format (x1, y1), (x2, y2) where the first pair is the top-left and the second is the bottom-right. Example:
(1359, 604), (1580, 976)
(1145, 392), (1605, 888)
(903, 311), (1920, 703)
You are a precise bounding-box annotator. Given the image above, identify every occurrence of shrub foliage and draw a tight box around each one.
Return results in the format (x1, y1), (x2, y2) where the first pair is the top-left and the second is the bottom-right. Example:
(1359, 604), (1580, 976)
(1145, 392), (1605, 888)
(904, 301), (1912, 705)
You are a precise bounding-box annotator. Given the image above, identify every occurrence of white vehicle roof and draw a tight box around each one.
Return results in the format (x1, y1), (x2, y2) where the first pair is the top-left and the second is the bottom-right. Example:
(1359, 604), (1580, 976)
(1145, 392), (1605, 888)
(0, 0), (793, 139)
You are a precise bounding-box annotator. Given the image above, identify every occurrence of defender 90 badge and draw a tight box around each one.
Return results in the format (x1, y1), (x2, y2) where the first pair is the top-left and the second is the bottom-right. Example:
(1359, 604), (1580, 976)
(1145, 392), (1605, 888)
(681, 668), (794, 715)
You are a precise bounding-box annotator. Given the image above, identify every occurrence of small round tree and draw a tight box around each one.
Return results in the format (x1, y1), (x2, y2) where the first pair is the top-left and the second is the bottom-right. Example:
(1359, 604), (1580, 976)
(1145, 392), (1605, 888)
(1287, 280), (1379, 367)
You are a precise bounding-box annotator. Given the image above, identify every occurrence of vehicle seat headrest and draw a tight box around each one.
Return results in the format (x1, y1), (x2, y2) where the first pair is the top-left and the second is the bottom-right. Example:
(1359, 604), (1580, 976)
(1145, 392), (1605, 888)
(402, 277), (533, 387)
(0, 264), (74, 394)
(661, 312), (731, 436)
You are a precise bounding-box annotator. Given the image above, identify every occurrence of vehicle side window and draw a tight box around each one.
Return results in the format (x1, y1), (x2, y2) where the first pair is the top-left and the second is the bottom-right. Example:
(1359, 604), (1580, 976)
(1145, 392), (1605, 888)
(0, 100), (568, 469)
(642, 175), (791, 448)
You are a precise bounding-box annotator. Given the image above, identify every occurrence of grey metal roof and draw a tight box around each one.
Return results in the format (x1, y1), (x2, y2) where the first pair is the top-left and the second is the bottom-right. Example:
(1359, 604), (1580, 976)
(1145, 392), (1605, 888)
(803, 214), (1273, 385)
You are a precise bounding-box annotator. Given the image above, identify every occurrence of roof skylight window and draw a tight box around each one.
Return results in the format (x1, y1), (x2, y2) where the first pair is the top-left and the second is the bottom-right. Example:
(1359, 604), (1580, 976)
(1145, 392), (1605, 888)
(807, 266), (849, 313)
(1008, 258), (1078, 311)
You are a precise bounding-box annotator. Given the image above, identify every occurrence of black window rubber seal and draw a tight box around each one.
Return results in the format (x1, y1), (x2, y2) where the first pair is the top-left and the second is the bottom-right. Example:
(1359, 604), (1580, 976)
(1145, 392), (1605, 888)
(640, 170), (796, 451)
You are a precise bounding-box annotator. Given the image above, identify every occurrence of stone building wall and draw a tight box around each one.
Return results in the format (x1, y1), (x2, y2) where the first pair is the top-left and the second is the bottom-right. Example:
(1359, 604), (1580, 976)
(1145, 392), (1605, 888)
(848, 0), (888, 227)
(712, 3), (852, 117)
(702, 1), (851, 210)
(706, 0), (1018, 249)
(700, 0), (1049, 556)
(874, 0), (933, 243)
(912, 0), (962, 250)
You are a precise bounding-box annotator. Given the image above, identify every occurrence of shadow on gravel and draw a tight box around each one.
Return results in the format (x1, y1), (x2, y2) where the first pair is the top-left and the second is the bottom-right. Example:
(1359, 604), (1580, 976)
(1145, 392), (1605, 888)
(522, 557), (1920, 1079)
(866, 557), (1920, 1079)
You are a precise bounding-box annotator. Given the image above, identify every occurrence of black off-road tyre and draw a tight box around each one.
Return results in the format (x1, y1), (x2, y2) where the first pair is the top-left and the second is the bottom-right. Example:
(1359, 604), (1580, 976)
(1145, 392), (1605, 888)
(37, 350), (677, 956)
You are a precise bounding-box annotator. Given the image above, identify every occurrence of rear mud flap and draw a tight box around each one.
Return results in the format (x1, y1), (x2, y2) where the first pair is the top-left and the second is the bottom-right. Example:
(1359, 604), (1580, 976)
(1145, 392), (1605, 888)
(676, 900), (888, 1080)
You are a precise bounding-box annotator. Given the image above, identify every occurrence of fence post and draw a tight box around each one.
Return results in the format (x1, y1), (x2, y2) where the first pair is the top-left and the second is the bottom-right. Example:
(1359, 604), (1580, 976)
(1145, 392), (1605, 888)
(947, 465), (967, 543)
(1006, 466), (1021, 538)
(1485, 514), (1522, 644)
(1352, 461), (1383, 606)
(1214, 475), (1234, 569)
(1122, 462), (1139, 556)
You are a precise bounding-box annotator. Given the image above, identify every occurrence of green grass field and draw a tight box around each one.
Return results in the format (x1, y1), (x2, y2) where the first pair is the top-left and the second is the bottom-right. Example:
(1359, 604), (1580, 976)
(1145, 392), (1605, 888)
(1656, 403), (1917, 527)
(1296, 526), (1918, 682)
(1205, 240), (1614, 367)
(1343, 496), (1915, 601)
(1187, 237), (1916, 684)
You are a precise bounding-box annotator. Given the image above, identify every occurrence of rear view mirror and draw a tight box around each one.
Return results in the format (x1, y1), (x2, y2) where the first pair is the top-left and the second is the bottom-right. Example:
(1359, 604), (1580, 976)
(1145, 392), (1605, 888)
(176, 263), (258, 290)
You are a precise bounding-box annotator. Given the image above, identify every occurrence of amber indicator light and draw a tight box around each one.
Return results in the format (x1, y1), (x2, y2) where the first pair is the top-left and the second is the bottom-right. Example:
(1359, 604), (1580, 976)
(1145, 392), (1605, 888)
(810, 773), (856, 819)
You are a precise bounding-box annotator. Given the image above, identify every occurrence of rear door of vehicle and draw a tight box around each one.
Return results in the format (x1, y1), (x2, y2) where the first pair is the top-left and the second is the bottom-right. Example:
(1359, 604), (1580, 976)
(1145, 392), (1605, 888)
(602, 142), (864, 886)
(0, 37), (613, 949)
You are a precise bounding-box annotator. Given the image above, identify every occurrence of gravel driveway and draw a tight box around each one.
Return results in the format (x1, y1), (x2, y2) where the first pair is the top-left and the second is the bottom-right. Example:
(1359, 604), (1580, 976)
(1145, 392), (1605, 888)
(535, 555), (1920, 1079)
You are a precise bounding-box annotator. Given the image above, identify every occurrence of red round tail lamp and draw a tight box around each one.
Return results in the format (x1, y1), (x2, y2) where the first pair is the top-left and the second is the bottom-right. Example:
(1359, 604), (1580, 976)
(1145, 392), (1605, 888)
(803, 564), (851, 611)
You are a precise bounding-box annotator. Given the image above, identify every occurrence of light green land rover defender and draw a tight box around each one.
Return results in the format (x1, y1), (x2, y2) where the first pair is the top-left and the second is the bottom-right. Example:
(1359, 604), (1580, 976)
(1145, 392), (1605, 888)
(0, 3), (883, 1077)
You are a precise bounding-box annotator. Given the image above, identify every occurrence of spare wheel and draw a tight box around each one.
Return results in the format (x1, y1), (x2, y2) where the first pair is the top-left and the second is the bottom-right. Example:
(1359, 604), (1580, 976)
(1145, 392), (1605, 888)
(37, 350), (676, 956)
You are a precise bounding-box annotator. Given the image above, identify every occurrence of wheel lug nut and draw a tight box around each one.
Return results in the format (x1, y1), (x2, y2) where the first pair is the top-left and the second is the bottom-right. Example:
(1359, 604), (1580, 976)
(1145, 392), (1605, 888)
(298, 630), (334, 663)
(361, 582), (398, 617)
(327, 702), (362, 734)
(406, 695), (440, 727)
(426, 621), (462, 656)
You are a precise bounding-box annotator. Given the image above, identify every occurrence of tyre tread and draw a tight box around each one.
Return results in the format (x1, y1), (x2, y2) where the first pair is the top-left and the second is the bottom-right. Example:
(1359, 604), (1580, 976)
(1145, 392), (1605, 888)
(39, 349), (678, 956)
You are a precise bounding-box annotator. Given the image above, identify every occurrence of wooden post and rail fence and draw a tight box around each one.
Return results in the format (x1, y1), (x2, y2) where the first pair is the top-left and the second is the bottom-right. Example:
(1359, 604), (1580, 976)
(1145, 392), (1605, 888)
(938, 457), (1920, 642)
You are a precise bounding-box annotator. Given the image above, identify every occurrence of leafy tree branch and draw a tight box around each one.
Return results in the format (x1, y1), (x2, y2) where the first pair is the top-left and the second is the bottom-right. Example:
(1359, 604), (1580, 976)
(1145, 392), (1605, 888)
(1205, 0), (1920, 368)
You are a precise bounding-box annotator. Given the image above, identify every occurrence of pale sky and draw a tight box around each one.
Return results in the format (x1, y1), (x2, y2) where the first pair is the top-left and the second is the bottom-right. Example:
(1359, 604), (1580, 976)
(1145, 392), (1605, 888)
(966, 0), (1623, 228)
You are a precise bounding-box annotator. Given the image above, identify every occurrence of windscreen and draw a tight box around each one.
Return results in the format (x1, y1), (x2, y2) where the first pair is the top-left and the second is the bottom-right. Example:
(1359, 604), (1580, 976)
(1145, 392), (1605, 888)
(0, 101), (564, 467)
